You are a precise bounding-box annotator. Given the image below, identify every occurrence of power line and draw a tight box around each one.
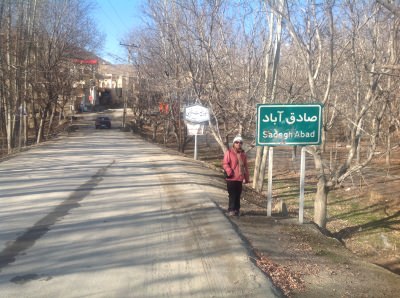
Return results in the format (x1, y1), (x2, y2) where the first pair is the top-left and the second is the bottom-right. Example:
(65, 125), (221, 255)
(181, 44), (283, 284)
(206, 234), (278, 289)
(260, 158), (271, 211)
(107, 0), (130, 31)
(106, 52), (128, 63)
(98, 3), (121, 32)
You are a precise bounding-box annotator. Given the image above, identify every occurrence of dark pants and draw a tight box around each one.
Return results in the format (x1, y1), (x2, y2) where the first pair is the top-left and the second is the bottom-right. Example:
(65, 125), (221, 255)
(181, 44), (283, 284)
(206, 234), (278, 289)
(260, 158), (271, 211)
(227, 180), (243, 211)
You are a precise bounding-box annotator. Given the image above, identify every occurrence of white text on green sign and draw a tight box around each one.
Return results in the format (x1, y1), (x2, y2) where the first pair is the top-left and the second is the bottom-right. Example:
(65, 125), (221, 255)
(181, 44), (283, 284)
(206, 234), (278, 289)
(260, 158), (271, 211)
(256, 104), (322, 146)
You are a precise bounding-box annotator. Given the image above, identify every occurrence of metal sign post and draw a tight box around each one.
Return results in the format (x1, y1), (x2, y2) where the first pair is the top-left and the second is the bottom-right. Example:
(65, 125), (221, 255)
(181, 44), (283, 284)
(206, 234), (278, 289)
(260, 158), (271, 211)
(299, 146), (306, 223)
(194, 134), (198, 160)
(186, 123), (204, 160)
(267, 147), (273, 217)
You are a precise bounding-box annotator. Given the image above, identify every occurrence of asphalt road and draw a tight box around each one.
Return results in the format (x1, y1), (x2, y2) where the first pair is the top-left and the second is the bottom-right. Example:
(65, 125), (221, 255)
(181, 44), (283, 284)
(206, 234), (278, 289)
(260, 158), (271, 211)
(0, 123), (279, 297)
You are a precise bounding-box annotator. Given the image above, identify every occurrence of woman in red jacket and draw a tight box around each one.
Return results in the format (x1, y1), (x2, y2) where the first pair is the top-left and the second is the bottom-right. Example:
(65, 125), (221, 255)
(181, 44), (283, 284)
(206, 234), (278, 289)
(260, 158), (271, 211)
(222, 135), (250, 216)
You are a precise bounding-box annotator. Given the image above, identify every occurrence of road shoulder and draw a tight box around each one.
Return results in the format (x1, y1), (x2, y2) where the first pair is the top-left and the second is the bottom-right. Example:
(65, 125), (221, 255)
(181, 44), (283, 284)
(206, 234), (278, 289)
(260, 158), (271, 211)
(214, 187), (400, 297)
(135, 132), (400, 297)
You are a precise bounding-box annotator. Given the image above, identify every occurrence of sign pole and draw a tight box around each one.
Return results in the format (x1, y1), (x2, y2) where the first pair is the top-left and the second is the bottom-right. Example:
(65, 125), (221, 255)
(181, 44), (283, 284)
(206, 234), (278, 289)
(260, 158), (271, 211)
(194, 134), (198, 160)
(267, 147), (273, 216)
(299, 146), (306, 223)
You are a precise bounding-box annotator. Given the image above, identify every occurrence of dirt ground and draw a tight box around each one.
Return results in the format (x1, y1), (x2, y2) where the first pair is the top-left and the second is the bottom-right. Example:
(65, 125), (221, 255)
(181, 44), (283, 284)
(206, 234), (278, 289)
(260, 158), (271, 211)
(134, 132), (399, 296)
(222, 188), (400, 297)
(142, 127), (400, 297)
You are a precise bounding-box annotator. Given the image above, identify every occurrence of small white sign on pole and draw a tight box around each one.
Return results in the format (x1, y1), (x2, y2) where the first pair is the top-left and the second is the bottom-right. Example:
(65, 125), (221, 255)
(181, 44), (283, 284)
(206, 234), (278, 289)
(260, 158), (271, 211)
(184, 104), (209, 161)
(184, 105), (210, 123)
(186, 123), (204, 136)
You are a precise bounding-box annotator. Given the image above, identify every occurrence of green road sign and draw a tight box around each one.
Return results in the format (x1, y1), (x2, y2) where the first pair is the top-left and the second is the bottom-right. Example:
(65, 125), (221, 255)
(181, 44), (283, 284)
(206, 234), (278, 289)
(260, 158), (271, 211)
(256, 104), (323, 146)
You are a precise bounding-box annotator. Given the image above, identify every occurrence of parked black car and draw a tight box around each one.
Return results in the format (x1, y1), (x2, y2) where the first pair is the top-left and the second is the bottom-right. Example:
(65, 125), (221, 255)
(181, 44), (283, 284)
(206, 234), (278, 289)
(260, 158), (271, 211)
(95, 116), (111, 129)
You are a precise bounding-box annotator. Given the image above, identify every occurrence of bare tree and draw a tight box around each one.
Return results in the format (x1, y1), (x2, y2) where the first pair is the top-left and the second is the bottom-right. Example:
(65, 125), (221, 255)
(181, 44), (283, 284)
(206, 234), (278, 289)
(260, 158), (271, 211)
(270, 0), (399, 228)
(0, 0), (102, 153)
(34, 0), (102, 143)
(0, 0), (35, 153)
(253, 0), (285, 192)
(376, 0), (400, 17)
(139, 0), (267, 153)
(128, 0), (399, 230)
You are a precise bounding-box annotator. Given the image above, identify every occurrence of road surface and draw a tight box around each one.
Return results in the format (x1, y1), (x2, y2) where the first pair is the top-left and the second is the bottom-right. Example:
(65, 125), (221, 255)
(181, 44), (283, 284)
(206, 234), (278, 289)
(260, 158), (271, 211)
(0, 121), (279, 297)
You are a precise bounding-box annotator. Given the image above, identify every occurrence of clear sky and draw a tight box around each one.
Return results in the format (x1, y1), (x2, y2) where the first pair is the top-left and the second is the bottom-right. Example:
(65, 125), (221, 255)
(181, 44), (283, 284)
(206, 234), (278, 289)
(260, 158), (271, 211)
(93, 0), (146, 64)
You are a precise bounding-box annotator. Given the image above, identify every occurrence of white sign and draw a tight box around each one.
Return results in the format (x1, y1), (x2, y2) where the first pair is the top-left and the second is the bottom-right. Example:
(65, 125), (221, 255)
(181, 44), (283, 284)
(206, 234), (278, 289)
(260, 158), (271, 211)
(184, 105), (210, 123)
(186, 123), (204, 136)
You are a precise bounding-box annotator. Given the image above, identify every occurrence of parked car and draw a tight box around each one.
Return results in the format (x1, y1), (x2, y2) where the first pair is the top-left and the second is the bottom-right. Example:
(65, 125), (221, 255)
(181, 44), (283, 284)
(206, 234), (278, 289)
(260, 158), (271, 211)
(95, 116), (111, 129)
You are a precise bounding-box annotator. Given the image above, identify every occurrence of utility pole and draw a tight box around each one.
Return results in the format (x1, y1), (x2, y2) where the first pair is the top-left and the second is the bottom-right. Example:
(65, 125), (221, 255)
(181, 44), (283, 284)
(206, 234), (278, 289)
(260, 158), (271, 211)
(119, 42), (139, 64)
(122, 76), (127, 128)
(120, 43), (139, 129)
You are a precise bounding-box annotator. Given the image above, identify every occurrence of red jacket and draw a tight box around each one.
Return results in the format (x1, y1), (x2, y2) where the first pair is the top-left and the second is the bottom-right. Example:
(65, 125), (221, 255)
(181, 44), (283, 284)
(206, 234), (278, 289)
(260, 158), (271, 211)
(222, 148), (250, 183)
